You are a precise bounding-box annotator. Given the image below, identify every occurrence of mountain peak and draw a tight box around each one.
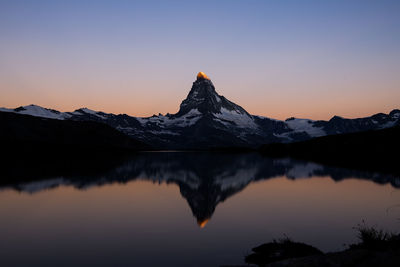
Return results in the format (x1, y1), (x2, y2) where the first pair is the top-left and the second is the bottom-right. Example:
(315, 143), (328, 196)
(175, 73), (254, 130)
(177, 73), (219, 115)
(197, 71), (210, 80)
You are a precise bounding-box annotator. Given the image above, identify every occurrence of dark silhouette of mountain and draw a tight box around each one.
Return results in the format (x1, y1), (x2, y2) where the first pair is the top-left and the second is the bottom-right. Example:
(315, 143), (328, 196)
(0, 111), (150, 157)
(1, 72), (399, 149)
(260, 125), (400, 176)
(1, 152), (399, 227)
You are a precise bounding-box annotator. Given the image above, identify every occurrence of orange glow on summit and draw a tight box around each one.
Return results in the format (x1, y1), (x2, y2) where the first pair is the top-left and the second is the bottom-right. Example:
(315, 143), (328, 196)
(197, 72), (210, 80)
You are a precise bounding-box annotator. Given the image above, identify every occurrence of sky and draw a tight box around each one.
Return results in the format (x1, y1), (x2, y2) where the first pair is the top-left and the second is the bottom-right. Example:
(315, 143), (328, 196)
(0, 0), (399, 120)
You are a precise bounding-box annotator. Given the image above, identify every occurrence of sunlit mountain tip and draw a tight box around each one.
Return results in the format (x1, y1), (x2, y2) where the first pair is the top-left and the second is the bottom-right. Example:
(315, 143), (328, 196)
(197, 71), (210, 80)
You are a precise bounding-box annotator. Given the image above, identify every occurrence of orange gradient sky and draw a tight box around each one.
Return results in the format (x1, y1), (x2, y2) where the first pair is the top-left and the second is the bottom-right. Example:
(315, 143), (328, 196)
(0, 1), (399, 120)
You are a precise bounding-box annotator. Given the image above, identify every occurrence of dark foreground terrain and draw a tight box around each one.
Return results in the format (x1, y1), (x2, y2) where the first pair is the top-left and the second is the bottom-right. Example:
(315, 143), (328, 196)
(260, 125), (400, 176)
(242, 224), (400, 267)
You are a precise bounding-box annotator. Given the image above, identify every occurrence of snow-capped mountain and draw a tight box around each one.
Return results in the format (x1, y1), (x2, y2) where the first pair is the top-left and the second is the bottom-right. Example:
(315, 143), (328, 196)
(1, 72), (399, 149)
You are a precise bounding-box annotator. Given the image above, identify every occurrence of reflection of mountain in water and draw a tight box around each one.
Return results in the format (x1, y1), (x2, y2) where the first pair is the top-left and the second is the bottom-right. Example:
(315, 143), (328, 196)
(2, 153), (399, 226)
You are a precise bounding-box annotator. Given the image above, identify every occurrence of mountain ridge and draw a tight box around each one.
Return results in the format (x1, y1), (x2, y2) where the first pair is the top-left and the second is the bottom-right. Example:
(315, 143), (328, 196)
(1, 72), (399, 149)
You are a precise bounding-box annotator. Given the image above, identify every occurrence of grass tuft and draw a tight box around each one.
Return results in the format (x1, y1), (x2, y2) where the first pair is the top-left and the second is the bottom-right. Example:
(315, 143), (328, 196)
(350, 220), (399, 251)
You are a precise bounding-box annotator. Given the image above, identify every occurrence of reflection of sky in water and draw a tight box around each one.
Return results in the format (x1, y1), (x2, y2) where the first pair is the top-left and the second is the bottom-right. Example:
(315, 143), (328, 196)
(0, 153), (399, 267)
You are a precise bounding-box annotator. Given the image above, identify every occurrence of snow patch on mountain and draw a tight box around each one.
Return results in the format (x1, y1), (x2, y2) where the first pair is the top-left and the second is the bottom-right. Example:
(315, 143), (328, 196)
(214, 107), (258, 129)
(137, 109), (202, 128)
(72, 108), (108, 119)
(285, 118), (325, 137)
(15, 105), (72, 120)
(0, 107), (13, 113)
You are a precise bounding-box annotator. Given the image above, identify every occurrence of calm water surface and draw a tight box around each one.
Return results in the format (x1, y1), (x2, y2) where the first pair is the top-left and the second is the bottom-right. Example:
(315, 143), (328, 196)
(0, 152), (399, 267)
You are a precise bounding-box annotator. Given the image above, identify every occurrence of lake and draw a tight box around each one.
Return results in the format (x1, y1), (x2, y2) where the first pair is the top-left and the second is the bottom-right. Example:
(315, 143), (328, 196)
(0, 152), (399, 267)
